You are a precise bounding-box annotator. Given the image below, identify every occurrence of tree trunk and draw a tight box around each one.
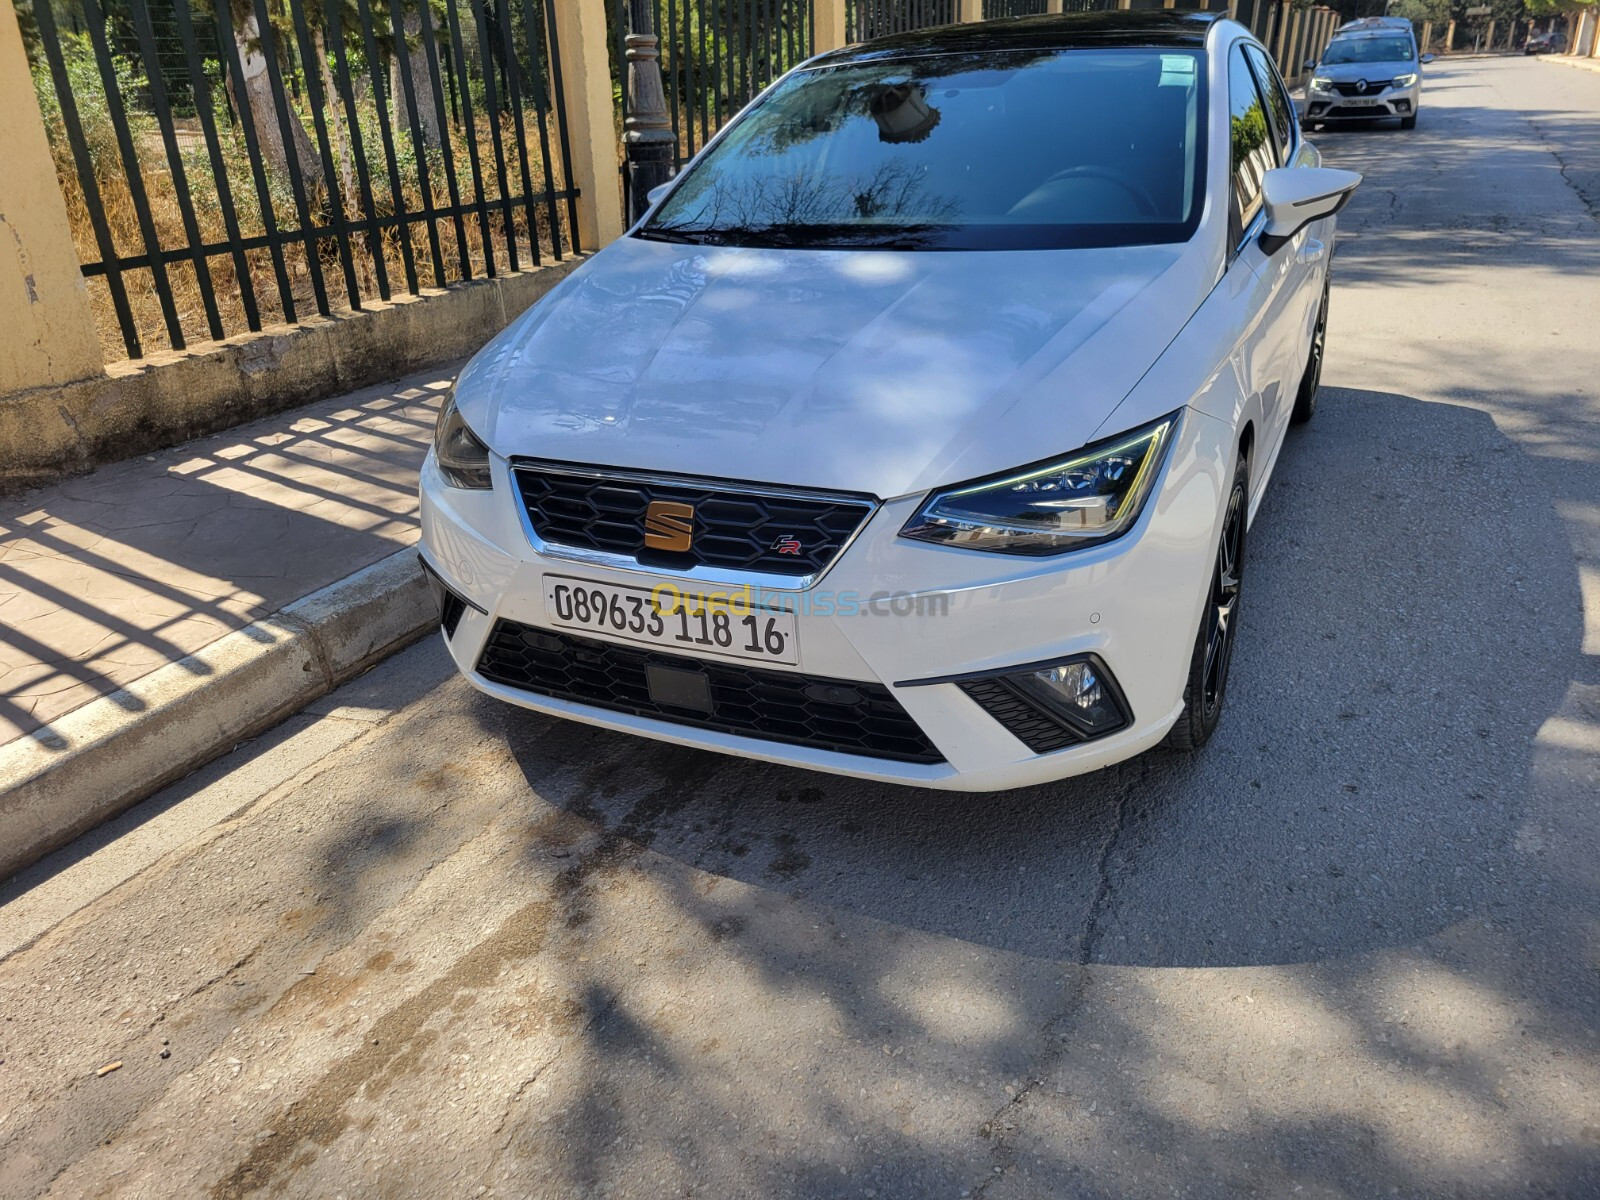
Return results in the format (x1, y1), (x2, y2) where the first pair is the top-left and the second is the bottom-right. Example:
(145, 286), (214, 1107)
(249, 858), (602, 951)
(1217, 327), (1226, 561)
(233, 8), (325, 190)
(389, 9), (442, 148)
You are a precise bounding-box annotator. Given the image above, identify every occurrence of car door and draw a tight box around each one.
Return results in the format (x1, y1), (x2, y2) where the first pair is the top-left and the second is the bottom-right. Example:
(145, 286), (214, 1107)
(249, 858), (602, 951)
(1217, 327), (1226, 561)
(1231, 43), (1319, 484)
(1223, 42), (1290, 495)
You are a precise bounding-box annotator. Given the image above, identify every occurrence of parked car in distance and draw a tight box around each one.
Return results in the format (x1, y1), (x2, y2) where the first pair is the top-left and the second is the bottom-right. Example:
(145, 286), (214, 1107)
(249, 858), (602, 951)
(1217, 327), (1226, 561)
(1524, 31), (1567, 54)
(1303, 28), (1433, 131)
(420, 12), (1361, 790)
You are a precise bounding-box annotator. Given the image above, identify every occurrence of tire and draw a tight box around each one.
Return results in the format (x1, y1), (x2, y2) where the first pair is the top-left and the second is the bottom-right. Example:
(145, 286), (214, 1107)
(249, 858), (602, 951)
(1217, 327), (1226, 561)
(1400, 114), (1417, 130)
(1165, 453), (1248, 753)
(1291, 277), (1328, 425)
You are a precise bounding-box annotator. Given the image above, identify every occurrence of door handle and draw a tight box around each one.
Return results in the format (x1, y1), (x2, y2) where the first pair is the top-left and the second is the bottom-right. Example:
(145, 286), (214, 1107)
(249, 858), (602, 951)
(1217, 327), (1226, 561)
(1297, 238), (1327, 266)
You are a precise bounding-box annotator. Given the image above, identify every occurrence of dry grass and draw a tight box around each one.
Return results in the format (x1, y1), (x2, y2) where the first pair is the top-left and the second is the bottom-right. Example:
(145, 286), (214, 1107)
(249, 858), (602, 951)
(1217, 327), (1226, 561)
(33, 33), (574, 363)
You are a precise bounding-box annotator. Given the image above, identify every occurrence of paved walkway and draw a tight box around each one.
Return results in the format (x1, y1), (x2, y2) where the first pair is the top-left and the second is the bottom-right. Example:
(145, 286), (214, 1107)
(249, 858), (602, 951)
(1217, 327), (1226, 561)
(0, 367), (455, 748)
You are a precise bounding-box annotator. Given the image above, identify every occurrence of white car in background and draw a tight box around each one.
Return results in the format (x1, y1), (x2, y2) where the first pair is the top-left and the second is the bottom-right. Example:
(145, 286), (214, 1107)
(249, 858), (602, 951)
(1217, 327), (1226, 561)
(419, 11), (1360, 791)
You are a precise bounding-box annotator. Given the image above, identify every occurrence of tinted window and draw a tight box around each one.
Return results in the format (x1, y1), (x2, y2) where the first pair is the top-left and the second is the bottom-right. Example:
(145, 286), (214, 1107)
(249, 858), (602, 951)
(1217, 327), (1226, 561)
(1244, 45), (1293, 167)
(642, 48), (1207, 252)
(1321, 37), (1415, 64)
(1227, 44), (1273, 244)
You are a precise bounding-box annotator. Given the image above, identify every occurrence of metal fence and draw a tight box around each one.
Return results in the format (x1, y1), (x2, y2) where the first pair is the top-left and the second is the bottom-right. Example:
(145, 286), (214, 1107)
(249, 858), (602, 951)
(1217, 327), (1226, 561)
(846, 0), (955, 40)
(21, 0), (579, 361)
(613, 0), (813, 213)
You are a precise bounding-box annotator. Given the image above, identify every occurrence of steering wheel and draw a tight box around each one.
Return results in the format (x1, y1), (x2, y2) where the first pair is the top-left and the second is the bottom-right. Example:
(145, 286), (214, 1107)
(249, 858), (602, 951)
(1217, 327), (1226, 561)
(1042, 165), (1160, 218)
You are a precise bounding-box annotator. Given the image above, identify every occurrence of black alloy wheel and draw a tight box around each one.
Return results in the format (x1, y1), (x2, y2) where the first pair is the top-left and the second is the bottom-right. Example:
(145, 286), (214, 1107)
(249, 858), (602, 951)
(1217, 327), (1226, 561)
(1291, 277), (1329, 424)
(1165, 454), (1249, 752)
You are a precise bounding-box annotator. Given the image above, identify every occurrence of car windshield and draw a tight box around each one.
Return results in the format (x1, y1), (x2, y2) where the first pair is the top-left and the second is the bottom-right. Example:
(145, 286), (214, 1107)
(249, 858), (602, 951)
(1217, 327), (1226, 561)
(639, 47), (1206, 252)
(1321, 37), (1414, 64)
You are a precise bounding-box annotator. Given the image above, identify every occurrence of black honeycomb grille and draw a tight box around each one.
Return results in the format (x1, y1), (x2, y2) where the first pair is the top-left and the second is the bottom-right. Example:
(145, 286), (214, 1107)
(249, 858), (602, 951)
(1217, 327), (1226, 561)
(512, 464), (874, 577)
(1331, 79), (1393, 96)
(477, 621), (943, 764)
(957, 678), (1081, 754)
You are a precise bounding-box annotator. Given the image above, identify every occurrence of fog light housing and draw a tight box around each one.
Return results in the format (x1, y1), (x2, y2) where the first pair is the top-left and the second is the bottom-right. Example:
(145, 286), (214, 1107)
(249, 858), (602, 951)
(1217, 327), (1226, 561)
(903, 653), (1132, 754)
(1394, 99), (1411, 113)
(419, 556), (479, 640)
(1009, 658), (1130, 738)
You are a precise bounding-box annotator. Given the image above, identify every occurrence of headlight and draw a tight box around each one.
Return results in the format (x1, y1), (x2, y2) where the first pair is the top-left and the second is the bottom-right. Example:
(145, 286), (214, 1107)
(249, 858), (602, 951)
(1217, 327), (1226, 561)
(899, 412), (1178, 556)
(433, 392), (493, 489)
(1390, 72), (1417, 87)
(1311, 76), (1334, 91)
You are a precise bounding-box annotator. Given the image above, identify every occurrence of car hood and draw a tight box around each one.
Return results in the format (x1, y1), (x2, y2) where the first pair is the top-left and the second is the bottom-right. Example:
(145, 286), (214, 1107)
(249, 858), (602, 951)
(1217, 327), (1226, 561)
(1315, 59), (1417, 81)
(456, 234), (1216, 498)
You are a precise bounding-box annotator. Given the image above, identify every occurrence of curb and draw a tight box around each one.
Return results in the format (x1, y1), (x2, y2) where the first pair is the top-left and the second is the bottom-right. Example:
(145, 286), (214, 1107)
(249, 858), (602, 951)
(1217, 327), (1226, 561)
(0, 549), (436, 882)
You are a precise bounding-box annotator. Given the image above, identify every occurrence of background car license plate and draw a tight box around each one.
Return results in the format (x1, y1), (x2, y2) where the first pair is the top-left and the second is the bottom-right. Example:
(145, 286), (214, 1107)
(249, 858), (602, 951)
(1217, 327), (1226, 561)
(1342, 97), (1381, 107)
(542, 577), (800, 665)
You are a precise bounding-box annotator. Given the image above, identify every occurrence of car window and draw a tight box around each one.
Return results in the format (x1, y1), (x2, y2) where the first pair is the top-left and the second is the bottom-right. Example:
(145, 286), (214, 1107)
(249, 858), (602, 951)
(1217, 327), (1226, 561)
(1244, 45), (1294, 167)
(641, 48), (1207, 252)
(1227, 44), (1273, 247)
(1321, 37), (1415, 64)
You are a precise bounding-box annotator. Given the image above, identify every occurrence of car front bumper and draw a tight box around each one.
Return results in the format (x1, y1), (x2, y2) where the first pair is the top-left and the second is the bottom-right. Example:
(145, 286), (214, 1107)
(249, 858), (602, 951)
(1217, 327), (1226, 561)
(1304, 82), (1419, 121)
(418, 407), (1236, 791)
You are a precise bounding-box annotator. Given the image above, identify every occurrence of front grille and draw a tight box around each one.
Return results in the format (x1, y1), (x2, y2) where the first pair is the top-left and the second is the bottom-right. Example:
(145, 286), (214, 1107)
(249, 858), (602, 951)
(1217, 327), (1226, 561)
(957, 679), (1080, 754)
(513, 463), (875, 578)
(1331, 79), (1391, 96)
(477, 621), (944, 765)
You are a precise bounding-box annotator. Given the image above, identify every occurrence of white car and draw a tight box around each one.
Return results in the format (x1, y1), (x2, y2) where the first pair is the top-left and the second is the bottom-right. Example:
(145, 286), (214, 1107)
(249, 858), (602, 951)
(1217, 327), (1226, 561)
(419, 11), (1360, 792)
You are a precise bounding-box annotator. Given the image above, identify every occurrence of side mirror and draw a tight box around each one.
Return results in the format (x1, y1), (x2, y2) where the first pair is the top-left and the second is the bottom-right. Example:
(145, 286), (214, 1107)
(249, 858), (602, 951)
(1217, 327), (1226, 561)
(1304, 58), (1316, 70)
(646, 182), (673, 207)
(1259, 167), (1363, 254)
(1421, 52), (1435, 63)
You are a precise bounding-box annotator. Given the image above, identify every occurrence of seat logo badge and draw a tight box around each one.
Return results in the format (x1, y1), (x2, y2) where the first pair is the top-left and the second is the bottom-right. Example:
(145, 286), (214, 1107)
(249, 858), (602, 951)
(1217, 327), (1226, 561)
(644, 500), (695, 552)
(771, 535), (803, 556)
(1355, 78), (1368, 93)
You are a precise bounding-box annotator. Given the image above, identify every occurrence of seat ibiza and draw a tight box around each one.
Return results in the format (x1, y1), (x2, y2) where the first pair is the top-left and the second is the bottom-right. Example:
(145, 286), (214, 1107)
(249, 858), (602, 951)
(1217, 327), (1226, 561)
(419, 12), (1360, 791)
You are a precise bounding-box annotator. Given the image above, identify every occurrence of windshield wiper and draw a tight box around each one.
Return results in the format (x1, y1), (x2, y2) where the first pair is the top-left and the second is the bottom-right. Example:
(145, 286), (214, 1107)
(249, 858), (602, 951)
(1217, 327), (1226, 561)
(638, 222), (940, 250)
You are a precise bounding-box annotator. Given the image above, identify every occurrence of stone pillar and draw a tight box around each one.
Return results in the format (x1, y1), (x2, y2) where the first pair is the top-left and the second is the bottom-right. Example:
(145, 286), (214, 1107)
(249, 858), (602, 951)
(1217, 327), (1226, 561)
(1047, 0), (1065, 13)
(0, 0), (105, 395)
(1484, 18), (1496, 49)
(1272, 2), (1291, 67)
(550, 0), (626, 249)
(815, 0), (848, 50)
(1445, 19), (1456, 52)
(958, 0), (983, 22)
(1421, 20), (1433, 54)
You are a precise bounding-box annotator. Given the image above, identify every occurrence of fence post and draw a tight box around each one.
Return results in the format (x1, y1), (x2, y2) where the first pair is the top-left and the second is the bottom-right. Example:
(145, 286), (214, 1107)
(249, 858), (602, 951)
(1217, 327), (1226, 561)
(958, 0), (983, 22)
(1048, 0), (1065, 13)
(550, 0), (625, 249)
(815, 0), (848, 50)
(1421, 19), (1433, 54)
(622, 0), (675, 225)
(0, 0), (104, 395)
(1445, 19), (1455, 51)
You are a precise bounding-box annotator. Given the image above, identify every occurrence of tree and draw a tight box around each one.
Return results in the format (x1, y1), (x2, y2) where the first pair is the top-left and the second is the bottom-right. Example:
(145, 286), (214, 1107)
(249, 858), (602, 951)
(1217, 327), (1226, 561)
(228, 0), (325, 189)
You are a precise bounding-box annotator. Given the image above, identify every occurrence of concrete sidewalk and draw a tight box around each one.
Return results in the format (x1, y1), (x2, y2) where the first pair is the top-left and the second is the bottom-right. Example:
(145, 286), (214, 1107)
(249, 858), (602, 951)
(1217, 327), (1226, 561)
(0, 367), (456, 877)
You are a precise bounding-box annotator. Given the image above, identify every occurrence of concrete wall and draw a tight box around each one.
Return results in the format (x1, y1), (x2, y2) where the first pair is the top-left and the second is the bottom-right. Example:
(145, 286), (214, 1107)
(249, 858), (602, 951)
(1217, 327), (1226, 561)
(0, 259), (585, 495)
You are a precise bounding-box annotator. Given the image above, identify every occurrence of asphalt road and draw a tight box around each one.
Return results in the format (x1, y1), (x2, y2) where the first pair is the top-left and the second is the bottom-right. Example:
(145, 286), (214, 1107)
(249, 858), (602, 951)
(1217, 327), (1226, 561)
(3, 56), (1598, 1200)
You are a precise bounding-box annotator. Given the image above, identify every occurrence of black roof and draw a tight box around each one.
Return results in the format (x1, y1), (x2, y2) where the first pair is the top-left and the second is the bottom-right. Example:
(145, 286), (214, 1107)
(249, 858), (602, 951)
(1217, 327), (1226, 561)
(812, 11), (1226, 66)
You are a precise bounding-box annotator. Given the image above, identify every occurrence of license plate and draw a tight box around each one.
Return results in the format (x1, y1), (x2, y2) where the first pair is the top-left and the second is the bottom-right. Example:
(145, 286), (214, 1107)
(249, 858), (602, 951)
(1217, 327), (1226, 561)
(1340, 97), (1382, 107)
(542, 577), (800, 665)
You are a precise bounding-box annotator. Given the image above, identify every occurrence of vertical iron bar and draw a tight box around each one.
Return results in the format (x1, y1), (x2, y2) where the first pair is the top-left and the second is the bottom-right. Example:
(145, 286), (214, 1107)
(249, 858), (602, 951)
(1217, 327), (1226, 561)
(250, 0), (330, 315)
(542, 0), (580, 251)
(128, 0), (225, 341)
(31, 0), (138, 358)
(494, 0), (543, 265)
(80, 0), (186, 348)
(519, 0), (566, 256)
(323, 0), (391, 300)
(215, 1), (298, 323)
(286, 0), (363, 310)
(173, 0), (261, 331)
(354, 0), (418, 293)
(387, 0), (448, 285)
(443, 0), (498, 272)
(417, 0), (473, 278)
(469, 0), (520, 271)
